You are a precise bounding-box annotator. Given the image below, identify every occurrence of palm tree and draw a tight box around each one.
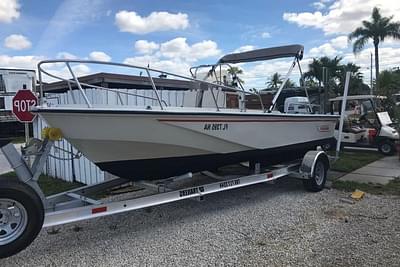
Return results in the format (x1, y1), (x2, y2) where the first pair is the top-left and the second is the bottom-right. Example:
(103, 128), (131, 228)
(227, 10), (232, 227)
(349, 7), (400, 89)
(227, 66), (243, 76)
(337, 63), (365, 95)
(266, 73), (282, 88)
(304, 58), (323, 86)
(304, 56), (342, 86)
(284, 79), (296, 88)
(227, 66), (244, 86)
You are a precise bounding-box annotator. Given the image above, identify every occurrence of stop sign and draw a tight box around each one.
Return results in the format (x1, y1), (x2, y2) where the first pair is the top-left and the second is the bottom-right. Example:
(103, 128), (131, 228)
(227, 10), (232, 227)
(12, 90), (38, 122)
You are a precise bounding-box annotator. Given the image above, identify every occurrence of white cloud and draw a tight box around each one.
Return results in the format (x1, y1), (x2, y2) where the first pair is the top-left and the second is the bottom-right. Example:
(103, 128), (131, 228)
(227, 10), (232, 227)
(89, 51), (111, 62)
(184, 39), (221, 60)
(4, 34), (31, 50)
(125, 38), (221, 75)
(283, 0), (400, 35)
(124, 56), (190, 76)
(330, 35), (348, 49)
(309, 43), (338, 57)
(135, 40), (160, 54)
(261, 32), (271, 38)
(115, 10), (189, 34)
(0, 0), (20, 23)
(158, 37), (221, 61)
(0, 54), (44, 70)
(307, 35), (348, 58)
(0, 52), (92, 82)
(40, 63), (92, 83)
(312, 2), (326, 10)
(341, 47), (400, 83)
(57, 52), (78, 60)
(159, 38), (190, 58)
(344, 47), (400, 69)
(233, 45), (257, 53)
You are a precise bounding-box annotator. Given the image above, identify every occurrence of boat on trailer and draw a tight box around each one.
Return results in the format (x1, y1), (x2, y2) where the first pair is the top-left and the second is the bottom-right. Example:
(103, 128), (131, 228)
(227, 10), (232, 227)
(0, 46), (351, 258)
(34, 44), (338, 181)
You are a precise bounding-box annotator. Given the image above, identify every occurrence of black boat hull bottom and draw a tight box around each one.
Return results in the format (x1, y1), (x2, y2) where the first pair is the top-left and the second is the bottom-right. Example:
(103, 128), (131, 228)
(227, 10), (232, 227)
(97, 138), (334, 181)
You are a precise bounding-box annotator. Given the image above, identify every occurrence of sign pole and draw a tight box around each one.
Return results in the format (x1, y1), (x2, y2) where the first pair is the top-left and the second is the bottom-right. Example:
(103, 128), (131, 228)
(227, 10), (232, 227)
(24, 122), (29, 144)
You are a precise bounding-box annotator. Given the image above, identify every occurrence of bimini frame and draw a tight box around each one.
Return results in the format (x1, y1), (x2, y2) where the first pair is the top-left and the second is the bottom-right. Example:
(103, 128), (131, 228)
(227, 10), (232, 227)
(190, 44), (307, 112)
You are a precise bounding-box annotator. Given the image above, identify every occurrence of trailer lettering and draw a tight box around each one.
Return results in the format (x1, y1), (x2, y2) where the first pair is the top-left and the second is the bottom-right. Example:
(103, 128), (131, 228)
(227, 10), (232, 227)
(203, 123), (228, 131)
(179, 186), (204, 197)
(219, 179), (240, 188)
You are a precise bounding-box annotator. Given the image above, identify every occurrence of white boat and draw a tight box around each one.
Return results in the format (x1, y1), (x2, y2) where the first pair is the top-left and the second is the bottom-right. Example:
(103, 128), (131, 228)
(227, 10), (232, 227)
(34, 45), (338, 181)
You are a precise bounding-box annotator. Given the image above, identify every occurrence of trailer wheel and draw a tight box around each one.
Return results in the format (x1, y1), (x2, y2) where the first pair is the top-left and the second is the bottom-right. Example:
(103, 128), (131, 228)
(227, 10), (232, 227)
(0, 178), (44, 259)
(378, 140), (395, 156)
(303, 158), (327, 192)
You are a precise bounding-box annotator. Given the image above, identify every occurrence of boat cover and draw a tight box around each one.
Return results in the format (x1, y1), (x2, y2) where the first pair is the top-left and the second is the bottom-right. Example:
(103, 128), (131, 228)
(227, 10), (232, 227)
(218, 44), (304, 64)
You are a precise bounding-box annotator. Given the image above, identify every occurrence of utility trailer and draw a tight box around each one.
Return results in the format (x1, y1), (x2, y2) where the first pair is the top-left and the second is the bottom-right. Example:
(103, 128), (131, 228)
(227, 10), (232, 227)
(0, 138), (331, 258)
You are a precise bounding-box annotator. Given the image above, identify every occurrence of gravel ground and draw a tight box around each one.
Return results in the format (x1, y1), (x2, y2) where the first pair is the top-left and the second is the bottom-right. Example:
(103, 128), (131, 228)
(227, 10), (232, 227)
(1, 177), (400, 267)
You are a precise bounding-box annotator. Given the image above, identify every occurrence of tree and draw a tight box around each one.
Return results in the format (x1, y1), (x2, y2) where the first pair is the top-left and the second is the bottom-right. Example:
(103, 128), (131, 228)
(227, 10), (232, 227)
(227, 66), (244, 86)
(349, 7), (400, 90)
(284, 79), (296, 88)
(227, 66), (243, 76)
(304, 56), (342, 86)
(376, 69), (400, 117)
(266, 73), (282, 88)
(337, 63), (366, 95)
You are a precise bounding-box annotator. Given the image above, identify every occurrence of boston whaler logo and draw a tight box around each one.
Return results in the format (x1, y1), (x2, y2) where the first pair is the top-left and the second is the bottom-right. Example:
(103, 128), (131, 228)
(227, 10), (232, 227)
(317, 125), (330, 132)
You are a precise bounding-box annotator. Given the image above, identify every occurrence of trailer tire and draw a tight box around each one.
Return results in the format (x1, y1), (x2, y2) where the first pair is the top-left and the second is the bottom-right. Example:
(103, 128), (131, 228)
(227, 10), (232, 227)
(378, 140), (395, 156)
(0, 178), (44, 259)
(303, 158), (327, 192)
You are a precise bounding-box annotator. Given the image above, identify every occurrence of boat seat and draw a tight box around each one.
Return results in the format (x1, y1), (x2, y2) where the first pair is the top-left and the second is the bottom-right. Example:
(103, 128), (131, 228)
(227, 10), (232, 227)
(347, 126), (366, 134)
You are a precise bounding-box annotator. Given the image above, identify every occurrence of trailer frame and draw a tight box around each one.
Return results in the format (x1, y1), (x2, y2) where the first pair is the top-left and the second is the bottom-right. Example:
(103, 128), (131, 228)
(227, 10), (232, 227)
(0, 138), (331, 258)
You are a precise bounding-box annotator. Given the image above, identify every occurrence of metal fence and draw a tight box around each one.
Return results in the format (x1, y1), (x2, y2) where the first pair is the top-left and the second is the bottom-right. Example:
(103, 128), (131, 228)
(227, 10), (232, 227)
(33, 88), (226, 184)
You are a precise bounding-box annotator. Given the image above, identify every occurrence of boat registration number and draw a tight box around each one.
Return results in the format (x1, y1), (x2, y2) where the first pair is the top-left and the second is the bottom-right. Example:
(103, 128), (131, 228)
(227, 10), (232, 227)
(203, 123), (228, 131)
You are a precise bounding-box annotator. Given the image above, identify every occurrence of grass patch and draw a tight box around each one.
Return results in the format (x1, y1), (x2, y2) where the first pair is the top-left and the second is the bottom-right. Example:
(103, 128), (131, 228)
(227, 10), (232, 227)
(0, 172), (83, 196)
(37, 175), (83, 196)
(330, 150), (383, 173)
(11, 136), (26, 144)
(333, 178), (400, 196)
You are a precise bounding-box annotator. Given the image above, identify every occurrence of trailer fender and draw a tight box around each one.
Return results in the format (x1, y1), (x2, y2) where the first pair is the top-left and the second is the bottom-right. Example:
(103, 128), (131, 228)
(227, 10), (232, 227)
(299, 150), (330, 178)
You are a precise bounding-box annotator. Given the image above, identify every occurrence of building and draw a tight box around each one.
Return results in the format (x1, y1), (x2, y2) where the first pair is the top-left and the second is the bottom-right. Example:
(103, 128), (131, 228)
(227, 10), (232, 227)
(0, 68), (36, 137)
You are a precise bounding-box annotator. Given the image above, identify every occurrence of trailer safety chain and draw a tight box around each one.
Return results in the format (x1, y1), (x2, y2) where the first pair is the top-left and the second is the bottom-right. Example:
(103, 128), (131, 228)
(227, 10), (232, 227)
(49, 145), (82, 161)
(48, 153), (81, 161)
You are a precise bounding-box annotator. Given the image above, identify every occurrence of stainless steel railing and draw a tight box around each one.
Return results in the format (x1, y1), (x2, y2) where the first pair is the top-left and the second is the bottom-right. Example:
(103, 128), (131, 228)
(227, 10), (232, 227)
(37, 59), (263, 111)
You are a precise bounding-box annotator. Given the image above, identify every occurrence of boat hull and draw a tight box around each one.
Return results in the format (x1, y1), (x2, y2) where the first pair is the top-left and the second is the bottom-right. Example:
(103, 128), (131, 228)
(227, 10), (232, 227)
(36, 108), (338, 181)
(97, 138), (333, 180)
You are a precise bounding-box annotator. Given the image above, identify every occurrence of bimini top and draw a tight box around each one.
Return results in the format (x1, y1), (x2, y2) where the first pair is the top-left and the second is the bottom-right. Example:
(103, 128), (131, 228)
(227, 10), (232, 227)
(218, 44), (304, 64)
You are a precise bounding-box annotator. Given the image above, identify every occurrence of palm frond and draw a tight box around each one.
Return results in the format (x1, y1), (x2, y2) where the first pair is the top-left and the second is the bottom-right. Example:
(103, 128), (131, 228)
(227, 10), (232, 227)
(372, 7), (382, 23)
(352, 36), (369, 54)
(349, 27), (369, 40)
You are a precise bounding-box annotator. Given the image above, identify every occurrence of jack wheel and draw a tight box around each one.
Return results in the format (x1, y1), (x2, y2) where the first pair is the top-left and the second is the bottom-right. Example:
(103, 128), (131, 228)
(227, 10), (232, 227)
(0, 178), (44, 259)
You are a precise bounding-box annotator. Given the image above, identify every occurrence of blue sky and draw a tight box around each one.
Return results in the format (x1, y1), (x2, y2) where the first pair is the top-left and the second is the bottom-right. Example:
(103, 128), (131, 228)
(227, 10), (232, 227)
(1, 0), (400, 87)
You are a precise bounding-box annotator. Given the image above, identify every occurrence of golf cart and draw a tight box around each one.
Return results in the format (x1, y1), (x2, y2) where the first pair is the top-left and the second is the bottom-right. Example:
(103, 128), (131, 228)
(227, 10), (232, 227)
(328, 95), (399, 155)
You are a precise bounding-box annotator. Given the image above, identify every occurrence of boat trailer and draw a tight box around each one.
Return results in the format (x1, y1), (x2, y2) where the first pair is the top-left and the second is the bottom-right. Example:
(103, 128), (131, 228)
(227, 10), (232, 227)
(0, 138), (331, 258)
